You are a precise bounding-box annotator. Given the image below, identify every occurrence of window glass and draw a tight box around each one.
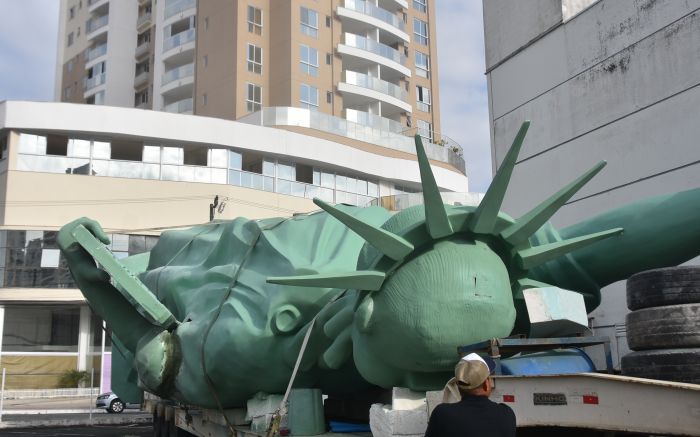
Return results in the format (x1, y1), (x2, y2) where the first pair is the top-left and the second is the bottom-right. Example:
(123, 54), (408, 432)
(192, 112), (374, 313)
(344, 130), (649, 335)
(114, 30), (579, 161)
(367, 181), (378, 197)
(313, 170), (320, 186)
(356, 179), (368, 195)
(67, 139), (91, 158)
(263, 159), (275, 177)
(228, 150), (242, 169)
(161, 147), (183, 165)
(92, 141), (111, 160)
(413, 18), (428, 45)
(346, 176), (356, 193)
(418, 119), (433, 142)
(321, 172), (334, 188)
(277, 161), (295, 181)
(247, 5), (262, 35)
(19, 134), (47, 155)
(208, 148), (228, 168)
(143, 145), (161, 163)
(110, 234), (129, 252)
(2, 306), (80, 352)
(416, 51), (430, 78)
(246, 83), (262, 112)
(300, 45), (319, 76)
(335, 175), (347, 192)
(416, 86), (431, 112)
(300, 84), (319, 110)
(247, 44), (262, 74)
(413, 0), (427, 12)
(300, 7), (318, 38)
(40, 249), (60, 268)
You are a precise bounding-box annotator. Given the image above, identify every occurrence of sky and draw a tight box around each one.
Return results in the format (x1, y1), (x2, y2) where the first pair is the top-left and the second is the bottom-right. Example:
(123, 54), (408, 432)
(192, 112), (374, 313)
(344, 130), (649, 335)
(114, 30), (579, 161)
(0, 0), (492, 192)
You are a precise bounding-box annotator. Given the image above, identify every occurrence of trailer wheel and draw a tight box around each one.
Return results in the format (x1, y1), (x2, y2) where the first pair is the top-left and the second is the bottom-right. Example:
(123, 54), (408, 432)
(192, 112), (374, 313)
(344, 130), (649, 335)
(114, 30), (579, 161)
(627, 266), (700, 310)
(621, 348), (700, 384)
(626, 303), (700, 350)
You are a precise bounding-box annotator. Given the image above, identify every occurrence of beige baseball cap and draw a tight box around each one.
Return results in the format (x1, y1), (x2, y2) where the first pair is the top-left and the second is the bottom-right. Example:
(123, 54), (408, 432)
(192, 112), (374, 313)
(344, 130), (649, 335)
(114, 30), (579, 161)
(454, 353), (492, 389)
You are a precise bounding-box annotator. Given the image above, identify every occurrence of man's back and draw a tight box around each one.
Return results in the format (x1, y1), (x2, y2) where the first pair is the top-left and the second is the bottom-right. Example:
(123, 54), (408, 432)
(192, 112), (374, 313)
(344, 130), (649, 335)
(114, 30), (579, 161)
(425, 395), (516, 437)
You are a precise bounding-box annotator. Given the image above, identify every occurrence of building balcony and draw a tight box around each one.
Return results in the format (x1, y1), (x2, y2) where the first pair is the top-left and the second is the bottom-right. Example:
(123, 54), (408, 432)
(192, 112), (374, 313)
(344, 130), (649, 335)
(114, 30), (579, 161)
(137, 12), (152, 31)
(338, 33), (410, 79)
(381, 0), (408, 9)
(345, 108), (403, 133)
(88, 0), (108, 12)
(162, 63), (194, 86)
(138, 0), (151, 5)
(162, 28), (195, 62)
(238, 107), (464, 171)
(338, 71), (411, 115)
(135, 41), (151, 59)
(337, 0), (409, 43)
(164, 0), (196, 21)
(86, 15), (109, 38)
(134, 71), (149, 88)
(163, 98), (193, 114)
(161, 63), (194, 98)
(84, 73), (106, 92)
(85, 43), (107, 63)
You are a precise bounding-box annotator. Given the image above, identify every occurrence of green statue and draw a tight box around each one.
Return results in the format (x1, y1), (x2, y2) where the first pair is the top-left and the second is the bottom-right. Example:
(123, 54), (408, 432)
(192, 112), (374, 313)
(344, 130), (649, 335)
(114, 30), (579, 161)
(57, 122), (700, 408)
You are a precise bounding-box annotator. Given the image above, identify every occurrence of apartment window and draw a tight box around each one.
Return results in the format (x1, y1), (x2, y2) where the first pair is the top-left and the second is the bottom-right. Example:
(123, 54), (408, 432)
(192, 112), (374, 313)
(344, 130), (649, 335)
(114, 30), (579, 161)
(415, 51), (430, 78)
(300, 45), (318, 76)
(63, 85), (72, 100)
(326, 91), (333, 104)
(67, 32), (74, 47)
(202, 93), (208, 106)
(326, 53), (332, 65)
(325, 15), (331, 27)
(247, 5), (262, 35)
(417, 119), (433, 142)
(300, 84), (319, 110)
(77, 26), (81, 37)
(203, 54), (208, 67)
(246, 83), (262, 112)
(413, 0), (427, 13)
(247, 44), (262, 74)
(416, 85), (431, 112)
(66, 59), (74, 73)
(204, 16), (209, 30)
(69, 6), (75, 19)
(300, 7), (318, 38)
(135, 89), (149, 105)
(413, 18), (428, 45)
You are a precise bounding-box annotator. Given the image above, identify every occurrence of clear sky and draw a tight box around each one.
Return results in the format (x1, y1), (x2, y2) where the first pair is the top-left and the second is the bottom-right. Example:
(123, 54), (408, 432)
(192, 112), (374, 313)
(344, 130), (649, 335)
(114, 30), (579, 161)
(0, 0), (492, 191)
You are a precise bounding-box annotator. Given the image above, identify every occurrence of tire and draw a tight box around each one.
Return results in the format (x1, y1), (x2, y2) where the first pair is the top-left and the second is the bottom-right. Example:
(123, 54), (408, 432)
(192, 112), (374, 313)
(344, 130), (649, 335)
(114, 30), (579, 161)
(626, 303), (700, 350)
(109, 398), (125, 414)
(621, 348), (700, 384)
(627, 266), (700, 311)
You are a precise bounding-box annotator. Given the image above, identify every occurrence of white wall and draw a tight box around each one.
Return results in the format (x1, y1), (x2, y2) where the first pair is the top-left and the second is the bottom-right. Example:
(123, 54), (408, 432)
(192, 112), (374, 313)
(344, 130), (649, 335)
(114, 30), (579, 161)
(104, 0), (139, 107)
(484, 0), (700, 368)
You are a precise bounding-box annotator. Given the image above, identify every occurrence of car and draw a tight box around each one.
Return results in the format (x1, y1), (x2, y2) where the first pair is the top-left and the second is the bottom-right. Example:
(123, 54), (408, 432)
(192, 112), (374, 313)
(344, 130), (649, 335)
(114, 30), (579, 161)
(96, 392), (140, 413)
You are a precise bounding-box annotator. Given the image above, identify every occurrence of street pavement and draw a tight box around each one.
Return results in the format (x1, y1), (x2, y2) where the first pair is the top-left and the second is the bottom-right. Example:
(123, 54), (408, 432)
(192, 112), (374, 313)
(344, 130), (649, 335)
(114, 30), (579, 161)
(0, 422), (152, 436)
(0, 397), (151, 430)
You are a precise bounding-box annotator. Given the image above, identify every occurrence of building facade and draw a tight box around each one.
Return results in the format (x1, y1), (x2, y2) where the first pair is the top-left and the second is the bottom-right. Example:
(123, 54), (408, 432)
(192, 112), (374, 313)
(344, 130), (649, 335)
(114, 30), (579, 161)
(55, 0), (444, 148)
(0, 100), (467, 389)
(483, 0), (700, 367)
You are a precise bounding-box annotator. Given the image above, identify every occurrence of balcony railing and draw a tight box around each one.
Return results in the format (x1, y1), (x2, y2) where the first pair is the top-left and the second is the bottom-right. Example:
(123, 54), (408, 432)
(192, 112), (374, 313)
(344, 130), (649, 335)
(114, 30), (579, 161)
(86, 15), (109, 33)
(163, 28), (196, 52)
(343, 0), (405, 31)
(237, 107), (465, 172)
(345, 109), (403, 133)
(137, 12), (152, 28)
(342, 33), (406, 65)
(85, 43), (107, 62)
(134, 71), (149, 87)
(135, 41), (151, 58)
(342, 71), (407, 102)
(84, 73), (106, 91)
(163, 98), (193, 114)
(162, 63), (194, 85)
(164, 0), (196, 19)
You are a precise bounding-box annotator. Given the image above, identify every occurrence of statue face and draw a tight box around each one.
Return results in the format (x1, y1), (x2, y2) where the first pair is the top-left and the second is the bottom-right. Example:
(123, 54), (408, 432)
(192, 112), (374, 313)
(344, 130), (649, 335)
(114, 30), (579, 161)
(352, 239), (516, 386)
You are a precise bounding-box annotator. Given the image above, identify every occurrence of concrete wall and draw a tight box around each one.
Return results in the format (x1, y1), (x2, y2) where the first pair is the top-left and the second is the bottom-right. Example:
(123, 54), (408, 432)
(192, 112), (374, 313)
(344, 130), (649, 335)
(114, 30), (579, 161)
(484, 0), (700, 368)
(103, 0), (139, 108)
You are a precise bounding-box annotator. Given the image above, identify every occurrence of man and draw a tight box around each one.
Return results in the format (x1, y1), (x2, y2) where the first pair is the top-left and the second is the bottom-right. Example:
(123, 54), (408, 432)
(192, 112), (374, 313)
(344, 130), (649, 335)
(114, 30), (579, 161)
(424, 353), (516, 437)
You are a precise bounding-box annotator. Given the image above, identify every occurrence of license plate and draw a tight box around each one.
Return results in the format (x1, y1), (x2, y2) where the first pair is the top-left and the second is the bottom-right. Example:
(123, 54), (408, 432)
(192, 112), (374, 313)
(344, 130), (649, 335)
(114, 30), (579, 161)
(533, 393), (567, 405)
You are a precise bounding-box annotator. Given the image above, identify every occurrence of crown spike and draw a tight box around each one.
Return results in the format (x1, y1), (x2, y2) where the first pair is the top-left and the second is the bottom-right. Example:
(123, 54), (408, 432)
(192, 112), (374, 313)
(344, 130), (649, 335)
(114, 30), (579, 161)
(414, 135), (454, 239)
(470, 121), (530, 234)
(267, 271), (386, 291)
(516, 228), (623, 270)
(502, 161), (607, 246)
(313, 198), (414, 260)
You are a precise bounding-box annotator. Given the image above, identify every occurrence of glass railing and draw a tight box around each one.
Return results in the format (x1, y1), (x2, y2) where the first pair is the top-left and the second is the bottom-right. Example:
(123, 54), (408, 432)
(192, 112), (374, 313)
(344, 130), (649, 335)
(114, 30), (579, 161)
(86, 43), (107, 62)
(342, 71), (407, 102)
(238, 107), (465, 172)
(86, 15), (109, 33)
(164, 0), (196, 19)
(162, 63), (194, 85)
(343, 0), (405, 32)
(371, 192), (484, 211)
(342, 33), (406, 65)
(135, 41), (150, 58)
(345, 109), (403, 133)
(163, 98), (193, 114)
(137, 12), (152, 28)
(163, 28), (196, 52)
(134, 71), (149, 86)
(84, 73), (106, 91)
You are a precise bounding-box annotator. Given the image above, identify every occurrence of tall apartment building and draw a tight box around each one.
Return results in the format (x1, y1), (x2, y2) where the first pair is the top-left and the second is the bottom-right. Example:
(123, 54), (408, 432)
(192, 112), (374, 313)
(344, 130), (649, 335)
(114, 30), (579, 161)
(55, 0), (443, 147)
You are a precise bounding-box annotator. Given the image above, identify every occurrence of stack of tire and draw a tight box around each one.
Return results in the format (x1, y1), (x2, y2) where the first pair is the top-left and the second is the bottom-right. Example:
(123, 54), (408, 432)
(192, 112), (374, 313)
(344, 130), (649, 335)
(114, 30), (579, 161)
(621, 266), (700, 384)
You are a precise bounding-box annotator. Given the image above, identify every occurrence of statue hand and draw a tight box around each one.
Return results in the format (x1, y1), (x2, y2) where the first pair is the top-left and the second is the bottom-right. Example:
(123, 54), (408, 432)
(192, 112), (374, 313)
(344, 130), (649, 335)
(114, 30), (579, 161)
(57, 217), (111, 284)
